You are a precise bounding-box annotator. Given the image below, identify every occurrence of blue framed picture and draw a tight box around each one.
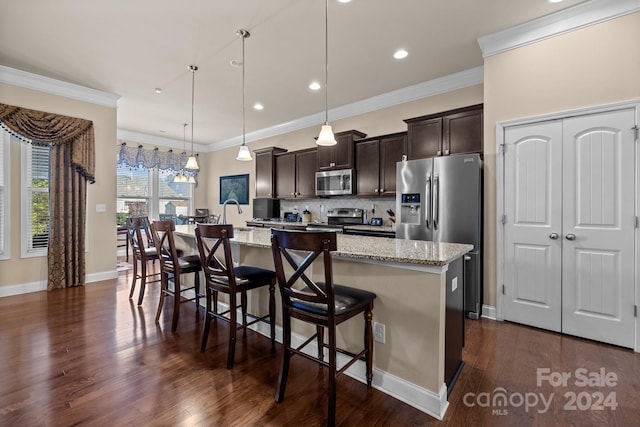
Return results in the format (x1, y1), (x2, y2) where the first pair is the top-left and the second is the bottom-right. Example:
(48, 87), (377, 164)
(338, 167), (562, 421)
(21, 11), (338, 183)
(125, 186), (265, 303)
(220, 174), (249, 205)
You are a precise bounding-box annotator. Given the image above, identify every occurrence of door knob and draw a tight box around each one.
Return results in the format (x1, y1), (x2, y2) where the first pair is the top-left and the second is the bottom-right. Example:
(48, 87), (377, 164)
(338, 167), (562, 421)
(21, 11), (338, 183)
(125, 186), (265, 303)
(565, 233), (576, 241)
(549, 233), (559, 240)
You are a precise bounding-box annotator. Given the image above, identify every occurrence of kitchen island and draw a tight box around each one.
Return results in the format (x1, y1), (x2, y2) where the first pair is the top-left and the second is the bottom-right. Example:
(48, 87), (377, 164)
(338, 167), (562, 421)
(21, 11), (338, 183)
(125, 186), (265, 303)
(174, 225), (471, 419)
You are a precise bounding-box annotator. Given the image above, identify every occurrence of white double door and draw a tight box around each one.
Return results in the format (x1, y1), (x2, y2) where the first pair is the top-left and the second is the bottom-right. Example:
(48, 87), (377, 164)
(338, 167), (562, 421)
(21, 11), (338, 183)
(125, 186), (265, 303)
(503, 109), (636, 348)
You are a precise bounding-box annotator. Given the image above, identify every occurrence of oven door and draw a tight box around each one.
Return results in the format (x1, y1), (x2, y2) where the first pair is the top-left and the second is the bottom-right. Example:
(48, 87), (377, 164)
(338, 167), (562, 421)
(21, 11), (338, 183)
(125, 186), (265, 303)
(315, 169), (354, 196)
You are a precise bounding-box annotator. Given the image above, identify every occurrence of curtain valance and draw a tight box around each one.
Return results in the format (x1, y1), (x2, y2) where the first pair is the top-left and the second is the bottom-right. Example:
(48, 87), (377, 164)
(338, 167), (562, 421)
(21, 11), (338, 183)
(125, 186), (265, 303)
(118, 142), (199, 174)
(0, 103), (95, 183)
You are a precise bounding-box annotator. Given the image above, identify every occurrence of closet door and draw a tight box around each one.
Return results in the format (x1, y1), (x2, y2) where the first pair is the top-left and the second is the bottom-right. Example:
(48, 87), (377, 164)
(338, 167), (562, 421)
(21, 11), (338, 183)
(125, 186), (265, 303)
(561, 109), (636, 348)
(503, 120), (563, 332)
(503, 108), (636, 349)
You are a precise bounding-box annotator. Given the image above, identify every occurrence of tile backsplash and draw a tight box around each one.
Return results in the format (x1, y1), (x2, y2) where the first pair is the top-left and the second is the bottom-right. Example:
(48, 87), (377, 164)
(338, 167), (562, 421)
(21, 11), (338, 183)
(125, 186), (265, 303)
(279, 197), (396, 226)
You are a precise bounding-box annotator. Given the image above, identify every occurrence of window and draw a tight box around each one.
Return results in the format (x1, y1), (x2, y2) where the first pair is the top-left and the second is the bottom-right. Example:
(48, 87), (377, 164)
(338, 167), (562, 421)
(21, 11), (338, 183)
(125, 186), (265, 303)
(21, 142), (50, 257)
(116, 164), (192, 225)
(116, 164), (150, 225)
(0, 128), (10, 259)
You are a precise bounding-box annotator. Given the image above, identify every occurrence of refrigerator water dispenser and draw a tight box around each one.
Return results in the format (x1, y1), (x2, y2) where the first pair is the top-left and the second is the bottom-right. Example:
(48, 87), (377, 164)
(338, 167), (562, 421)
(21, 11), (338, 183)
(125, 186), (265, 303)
(399, 193), (421, 225)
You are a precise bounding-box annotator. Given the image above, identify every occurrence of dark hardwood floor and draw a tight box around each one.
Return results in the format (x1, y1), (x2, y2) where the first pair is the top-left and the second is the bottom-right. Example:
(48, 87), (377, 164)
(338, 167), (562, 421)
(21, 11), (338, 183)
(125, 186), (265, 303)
(1, 264), (639, 426)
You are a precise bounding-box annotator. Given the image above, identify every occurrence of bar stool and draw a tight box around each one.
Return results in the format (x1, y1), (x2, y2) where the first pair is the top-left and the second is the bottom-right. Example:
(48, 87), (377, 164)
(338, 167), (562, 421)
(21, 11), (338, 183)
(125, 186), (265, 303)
(127, 216), (161, 305)
(270, 229), (376, 427)
(150, 220), (203, 332)
(195, 224), (276, 369)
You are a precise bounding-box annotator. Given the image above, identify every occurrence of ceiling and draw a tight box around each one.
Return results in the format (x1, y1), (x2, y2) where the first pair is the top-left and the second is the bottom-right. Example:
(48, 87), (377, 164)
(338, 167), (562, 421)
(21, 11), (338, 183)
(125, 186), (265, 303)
(0, 0), (586, 149)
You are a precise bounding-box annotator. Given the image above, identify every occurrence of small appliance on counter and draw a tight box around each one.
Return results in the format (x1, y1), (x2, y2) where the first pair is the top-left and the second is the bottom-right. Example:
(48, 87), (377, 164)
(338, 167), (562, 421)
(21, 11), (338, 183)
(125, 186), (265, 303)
(252, 198), (280, 220)
(284, 212), (299, 222)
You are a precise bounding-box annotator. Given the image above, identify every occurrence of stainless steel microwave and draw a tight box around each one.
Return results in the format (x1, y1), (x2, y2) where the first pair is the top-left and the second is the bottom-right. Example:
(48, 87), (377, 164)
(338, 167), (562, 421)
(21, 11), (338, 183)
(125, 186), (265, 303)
(315, 169), (354, 196)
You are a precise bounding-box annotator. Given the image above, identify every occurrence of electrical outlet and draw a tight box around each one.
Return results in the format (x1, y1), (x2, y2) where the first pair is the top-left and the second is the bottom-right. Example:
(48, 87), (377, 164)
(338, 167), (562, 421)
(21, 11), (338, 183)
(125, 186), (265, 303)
(373, 321), (385, 344)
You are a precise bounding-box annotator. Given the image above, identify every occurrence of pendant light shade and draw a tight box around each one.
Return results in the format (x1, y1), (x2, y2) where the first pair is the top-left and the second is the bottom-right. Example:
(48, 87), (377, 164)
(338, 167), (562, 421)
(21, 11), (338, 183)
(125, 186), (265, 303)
(236, 29), (253, 161)
(236, 144), (252, 161)
(316, 0), (336, 146)
(186, 65), (200, 170)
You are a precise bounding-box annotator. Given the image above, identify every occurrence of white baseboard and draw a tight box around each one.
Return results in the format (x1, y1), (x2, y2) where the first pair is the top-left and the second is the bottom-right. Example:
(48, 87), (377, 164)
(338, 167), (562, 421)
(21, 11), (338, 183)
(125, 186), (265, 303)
(0, 269), (118, 297)
(481, 304), (497, 320)
(0, 279), (47, 297)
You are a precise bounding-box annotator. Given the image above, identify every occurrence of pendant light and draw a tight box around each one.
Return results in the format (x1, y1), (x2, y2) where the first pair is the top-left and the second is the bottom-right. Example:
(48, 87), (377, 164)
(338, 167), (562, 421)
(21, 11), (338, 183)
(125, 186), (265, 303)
(236, 29), (253, 161)
(174, 123), (188, 183)
(185, 65), (200, 170)
(316, 0), (336, 146)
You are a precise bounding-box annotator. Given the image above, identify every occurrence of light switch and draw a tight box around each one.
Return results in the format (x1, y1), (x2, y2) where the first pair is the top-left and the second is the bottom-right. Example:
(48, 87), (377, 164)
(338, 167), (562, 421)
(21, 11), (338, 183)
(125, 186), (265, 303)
(96, 203), (106, 212)
(452, 277), (458, 292)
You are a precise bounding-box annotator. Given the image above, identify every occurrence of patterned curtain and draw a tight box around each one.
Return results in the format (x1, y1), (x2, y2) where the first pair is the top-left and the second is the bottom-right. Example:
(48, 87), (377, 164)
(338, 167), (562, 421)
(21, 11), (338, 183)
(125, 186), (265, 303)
(0, 103), (95, 290)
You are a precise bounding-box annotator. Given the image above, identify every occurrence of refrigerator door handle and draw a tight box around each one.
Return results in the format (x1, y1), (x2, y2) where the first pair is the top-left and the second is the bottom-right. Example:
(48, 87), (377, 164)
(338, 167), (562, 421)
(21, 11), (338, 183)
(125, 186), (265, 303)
(433, 174), (439, 230)
(425, 175), (431, 228)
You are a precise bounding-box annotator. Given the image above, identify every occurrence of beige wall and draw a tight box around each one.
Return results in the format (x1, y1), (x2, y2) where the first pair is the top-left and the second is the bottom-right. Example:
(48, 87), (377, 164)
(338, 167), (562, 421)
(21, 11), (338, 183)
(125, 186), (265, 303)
(198, 84), (484, 224)
(0, 83), (118, 289)
(483, 12), (640, 306)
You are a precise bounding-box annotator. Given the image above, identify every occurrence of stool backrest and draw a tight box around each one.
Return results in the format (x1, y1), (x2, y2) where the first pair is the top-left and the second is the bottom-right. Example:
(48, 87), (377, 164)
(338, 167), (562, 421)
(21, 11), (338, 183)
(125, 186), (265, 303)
(150, 220), (180, 272)
(195, 224), (236, 288)
(127, 216), (154, 258)
(270, 229), (337, 315)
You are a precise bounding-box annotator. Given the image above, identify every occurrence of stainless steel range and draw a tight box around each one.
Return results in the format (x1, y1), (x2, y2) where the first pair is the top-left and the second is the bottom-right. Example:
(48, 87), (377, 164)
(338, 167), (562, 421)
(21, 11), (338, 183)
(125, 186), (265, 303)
(305, 208), (363, 232)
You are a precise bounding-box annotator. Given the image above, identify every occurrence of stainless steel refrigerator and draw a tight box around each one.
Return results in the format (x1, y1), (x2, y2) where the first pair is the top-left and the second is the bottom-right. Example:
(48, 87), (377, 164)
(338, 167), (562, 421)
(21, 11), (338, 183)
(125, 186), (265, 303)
(396, 154), (483, 318)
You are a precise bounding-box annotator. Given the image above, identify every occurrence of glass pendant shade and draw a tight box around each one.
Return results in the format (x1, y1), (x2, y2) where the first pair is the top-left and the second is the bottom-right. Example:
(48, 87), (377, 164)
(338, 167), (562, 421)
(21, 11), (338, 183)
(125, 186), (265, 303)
(316, 124), (337, 146)
(185, 155), (199, 170)
(174, 172), (187, 183)
(187, 175), (196, 184)
(236, 145), (252, 161)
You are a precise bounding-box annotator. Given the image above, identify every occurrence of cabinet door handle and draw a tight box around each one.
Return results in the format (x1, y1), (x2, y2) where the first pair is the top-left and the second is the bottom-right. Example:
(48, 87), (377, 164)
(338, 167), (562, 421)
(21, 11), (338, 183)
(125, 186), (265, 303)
(549, 233), (559, 240)
(444, 150), (449, 155)
(437, 150), (442, 156)
(565, 233), (576, 241)
(380, 188), (384, 192)
(374, 189), (378, 193)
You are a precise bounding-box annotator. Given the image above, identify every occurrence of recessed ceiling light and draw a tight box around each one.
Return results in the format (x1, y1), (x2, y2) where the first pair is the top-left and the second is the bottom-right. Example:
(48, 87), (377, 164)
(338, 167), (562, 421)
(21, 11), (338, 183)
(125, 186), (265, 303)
(154, 87), (162, 94)
(548, 0), (563, 3)
(309, 81), (321, 90)
(337, 0), (352, 3)
(253, 103), (264, 110)
(393, 49), (408, 59)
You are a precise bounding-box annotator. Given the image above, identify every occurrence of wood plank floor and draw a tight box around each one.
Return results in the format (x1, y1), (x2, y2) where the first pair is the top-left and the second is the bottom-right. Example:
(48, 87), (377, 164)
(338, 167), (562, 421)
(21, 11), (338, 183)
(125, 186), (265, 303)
(1, 266), (639, 426)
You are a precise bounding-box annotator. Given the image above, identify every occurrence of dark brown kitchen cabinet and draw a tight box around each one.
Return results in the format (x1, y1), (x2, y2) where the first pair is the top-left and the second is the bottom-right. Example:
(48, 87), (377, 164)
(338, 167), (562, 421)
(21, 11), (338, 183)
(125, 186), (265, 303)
(317, 129), (366, 171)
(355, 132), (407, 197)
(274, 148), (317, 199)
(254, 147), (287, 198)
(405, 104), (483, 160)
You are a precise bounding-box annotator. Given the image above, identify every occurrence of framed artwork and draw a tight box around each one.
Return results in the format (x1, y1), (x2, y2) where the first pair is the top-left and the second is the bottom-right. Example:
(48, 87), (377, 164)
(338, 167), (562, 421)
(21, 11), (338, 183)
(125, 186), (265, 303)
(219, 174), (249, 205)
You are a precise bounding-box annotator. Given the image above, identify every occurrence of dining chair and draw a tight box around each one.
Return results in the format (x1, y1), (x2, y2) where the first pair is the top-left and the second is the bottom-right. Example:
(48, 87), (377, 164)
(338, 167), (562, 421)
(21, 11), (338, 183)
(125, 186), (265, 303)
(151, 220), (203, 332)
(270, 229), (376, 427)
(195, 224), (276, 369)
(127, 216), (161, 305)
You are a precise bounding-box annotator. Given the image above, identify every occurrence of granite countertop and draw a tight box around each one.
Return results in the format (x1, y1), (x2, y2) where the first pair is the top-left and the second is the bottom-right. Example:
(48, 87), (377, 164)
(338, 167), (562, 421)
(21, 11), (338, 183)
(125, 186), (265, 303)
(343, 224), (395, 233)
(176, 225), (471, 267)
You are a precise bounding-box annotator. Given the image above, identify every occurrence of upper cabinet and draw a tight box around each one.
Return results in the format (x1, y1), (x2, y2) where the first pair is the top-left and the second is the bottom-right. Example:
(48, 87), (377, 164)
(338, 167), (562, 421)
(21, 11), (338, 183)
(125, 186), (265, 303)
(274, 148), (317, 199)
(254, 147), (287, 198)
(317, 129), (366, 170)
(355, 132), (407, 197)
(404, 104), (483, 160)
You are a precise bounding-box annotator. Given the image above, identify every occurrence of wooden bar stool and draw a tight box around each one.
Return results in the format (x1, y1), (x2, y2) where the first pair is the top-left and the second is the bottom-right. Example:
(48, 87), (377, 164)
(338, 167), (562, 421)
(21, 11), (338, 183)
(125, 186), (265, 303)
(150, 220), (202, 332)
(270, 229), (376, 427)
(195, 224), (276, 369)
(127, 216), (161, 305)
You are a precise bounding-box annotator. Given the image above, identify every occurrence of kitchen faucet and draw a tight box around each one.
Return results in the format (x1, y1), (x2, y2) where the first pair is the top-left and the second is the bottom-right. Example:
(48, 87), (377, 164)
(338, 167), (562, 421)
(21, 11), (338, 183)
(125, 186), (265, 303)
(222, 199), (242, 224)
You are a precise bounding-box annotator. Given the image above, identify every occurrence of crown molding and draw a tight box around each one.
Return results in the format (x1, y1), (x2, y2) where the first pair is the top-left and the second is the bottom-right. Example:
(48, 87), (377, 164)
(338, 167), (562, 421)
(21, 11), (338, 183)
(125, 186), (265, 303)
(478, 0), (640, 58)
(0, 65), (120, 108)
(208, 66), (484, 152)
